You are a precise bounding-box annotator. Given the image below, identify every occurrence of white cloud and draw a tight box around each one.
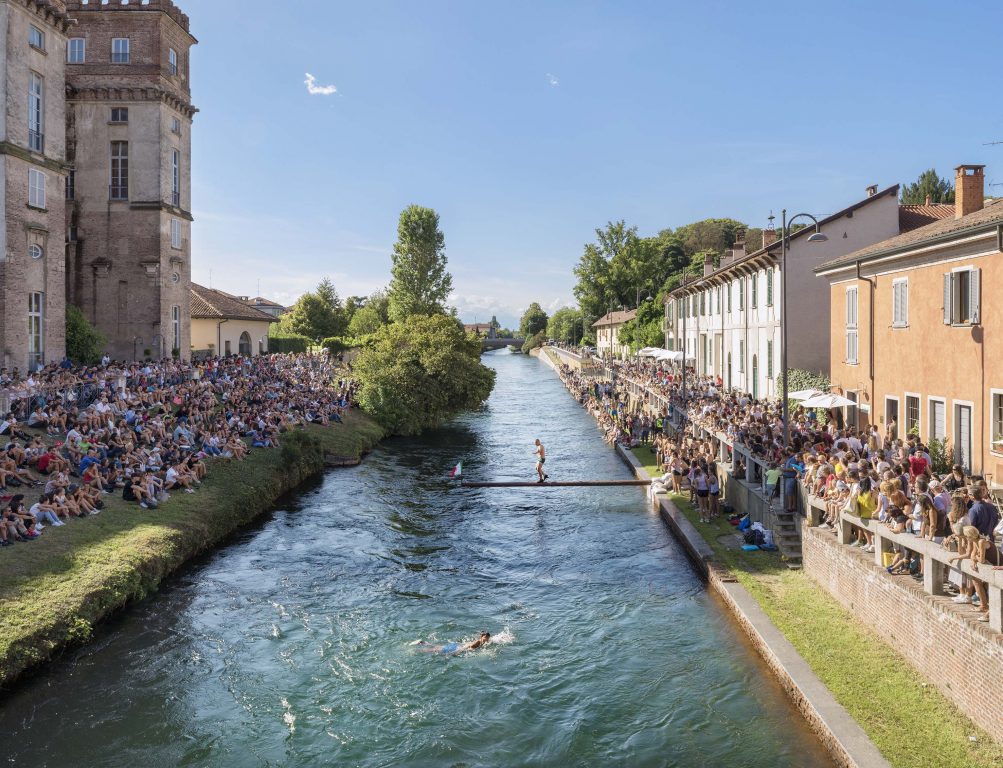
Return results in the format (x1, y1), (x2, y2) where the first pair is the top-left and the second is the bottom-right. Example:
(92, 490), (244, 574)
(546, 73), (559, 87)
(304, 73), (338, 96)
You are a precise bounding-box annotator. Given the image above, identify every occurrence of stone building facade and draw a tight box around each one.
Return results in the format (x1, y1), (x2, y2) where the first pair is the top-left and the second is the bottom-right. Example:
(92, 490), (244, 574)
(0, 0), (72, 371)
(64, 0), (196, 360)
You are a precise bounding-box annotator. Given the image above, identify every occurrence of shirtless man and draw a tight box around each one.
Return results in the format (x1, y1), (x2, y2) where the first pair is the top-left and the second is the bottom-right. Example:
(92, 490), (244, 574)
(534, 439), (548, 483)
(418, 632), (491, 655)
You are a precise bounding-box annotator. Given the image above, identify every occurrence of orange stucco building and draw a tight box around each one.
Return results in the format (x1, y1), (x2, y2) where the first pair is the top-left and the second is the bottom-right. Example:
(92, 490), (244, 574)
(816, 165), (1003, 476)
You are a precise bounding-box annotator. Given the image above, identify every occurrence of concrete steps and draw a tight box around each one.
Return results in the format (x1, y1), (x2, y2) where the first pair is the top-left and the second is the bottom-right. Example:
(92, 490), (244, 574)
(773, 510), (803, 570)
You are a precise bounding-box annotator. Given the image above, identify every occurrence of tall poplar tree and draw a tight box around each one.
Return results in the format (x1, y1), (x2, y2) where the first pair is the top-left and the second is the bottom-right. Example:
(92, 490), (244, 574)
(388, 205), (453, 322)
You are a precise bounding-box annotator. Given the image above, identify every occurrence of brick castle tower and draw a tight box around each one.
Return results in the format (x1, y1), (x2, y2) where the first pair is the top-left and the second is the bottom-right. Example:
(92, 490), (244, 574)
(64, 0), (196, 360)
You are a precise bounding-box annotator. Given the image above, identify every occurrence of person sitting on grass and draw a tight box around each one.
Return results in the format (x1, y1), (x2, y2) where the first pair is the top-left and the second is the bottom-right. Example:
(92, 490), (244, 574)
(2, 498), (37, 540)
(165, 462), (196, 494)
(29, 493), (63, 528)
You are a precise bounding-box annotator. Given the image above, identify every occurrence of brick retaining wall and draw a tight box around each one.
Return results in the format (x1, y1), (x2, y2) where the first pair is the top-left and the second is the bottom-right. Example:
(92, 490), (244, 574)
(802, 523), (1003, 744)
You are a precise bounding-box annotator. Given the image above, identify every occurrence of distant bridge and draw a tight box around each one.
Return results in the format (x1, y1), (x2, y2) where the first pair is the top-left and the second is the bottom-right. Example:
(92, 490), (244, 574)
(481, 337), (524, 351)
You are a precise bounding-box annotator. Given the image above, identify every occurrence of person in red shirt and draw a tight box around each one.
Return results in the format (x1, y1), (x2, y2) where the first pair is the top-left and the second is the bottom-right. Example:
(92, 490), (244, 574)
(908, 449), (929, 479)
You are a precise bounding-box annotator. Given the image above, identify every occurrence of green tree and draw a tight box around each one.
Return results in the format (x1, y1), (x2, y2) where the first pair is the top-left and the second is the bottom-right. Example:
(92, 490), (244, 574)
(347, 305), (384, 337)
(65, 304), (106, 364)
(366, 289), (391, 323)
(901, 169), (955, 204)
(519, 302), (548, 337)
(284, 279), (346, 343)
(353, 314), (496, 435)
(618, 297), (664, 352)
(388, 205), (453, 322)
(547, 307), (584, 344)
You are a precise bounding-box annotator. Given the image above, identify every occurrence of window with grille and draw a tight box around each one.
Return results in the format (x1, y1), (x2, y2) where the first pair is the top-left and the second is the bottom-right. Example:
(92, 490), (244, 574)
(169, 48), (178, 75)
(892, 278), (908, 327)
(110, 107), (129, 123)
(67, 38), (85, 64)
(906, 395), (920, 435)
(28, 292), (44, 369)
(110, 141), (128, 199)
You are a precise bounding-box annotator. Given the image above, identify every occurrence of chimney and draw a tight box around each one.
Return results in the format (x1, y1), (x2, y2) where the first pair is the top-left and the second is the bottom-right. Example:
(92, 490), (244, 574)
(865, 184), (878, 197)
(924, 194), (931, 206)
(703, 252), (715, 277)
(955, 165), (985, 219)
(761, 228), (777, 247)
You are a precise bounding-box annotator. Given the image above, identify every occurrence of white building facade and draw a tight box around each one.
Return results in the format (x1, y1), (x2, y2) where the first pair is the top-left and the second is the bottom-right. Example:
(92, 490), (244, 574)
(593, 308), (636, 359)
(663, 186), (935, 400)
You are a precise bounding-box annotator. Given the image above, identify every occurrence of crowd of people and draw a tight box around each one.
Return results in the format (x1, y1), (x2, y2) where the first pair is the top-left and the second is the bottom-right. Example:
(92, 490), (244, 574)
(549, 344), (1003, 623)
(0, 352), (356, 546)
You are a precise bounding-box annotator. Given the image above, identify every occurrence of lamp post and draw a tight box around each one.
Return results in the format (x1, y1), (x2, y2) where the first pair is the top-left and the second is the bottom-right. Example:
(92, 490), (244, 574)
(780, 208), (828, 449)
(635, 285), (653, 309)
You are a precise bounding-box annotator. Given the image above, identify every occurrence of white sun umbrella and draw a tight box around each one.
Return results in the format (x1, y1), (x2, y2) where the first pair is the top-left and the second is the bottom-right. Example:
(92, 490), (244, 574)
(655, 350), (681, 362)
(800, 393), (857, 409)
(637, 347), (663, 357)
(788, 388), (823, 401)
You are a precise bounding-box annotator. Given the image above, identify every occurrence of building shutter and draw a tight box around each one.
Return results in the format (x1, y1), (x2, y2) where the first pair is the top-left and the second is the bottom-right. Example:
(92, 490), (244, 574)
(969, 268), (981, 324)
(943, 273), (952, 324)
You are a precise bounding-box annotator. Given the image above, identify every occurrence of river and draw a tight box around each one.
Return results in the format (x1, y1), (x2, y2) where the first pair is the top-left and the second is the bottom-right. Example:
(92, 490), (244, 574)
(0, 350), (832, 767)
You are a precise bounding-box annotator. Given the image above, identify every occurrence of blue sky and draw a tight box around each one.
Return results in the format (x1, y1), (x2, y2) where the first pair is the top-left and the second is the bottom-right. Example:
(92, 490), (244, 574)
(189, 0), (1003, 328)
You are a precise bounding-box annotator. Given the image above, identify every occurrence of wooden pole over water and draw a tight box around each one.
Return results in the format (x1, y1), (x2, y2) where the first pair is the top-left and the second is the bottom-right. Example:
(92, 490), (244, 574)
(459, 480), (651, 488)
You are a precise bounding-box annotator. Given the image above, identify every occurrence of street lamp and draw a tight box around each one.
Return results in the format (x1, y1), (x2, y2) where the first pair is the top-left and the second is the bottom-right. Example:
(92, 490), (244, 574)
(635, 285), (653, 308)
(781, 208), (828, 449)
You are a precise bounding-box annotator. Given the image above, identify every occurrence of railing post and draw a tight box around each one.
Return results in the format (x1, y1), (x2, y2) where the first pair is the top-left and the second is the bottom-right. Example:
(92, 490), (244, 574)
(838, 511), (854, 545)
(923, 553), (947, 596)
(986, 574), (1003, 633)
(872, 527), (886, 566)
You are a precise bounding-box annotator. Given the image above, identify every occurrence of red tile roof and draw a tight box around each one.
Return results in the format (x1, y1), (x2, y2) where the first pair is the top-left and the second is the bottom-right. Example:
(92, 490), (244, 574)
(191, 284), (278, 322)
(591, 309), (637, 327)
(898, 203), (955, 232)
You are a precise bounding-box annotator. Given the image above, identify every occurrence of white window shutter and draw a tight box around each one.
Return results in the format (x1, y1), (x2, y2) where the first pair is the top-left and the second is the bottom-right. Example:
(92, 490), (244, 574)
(943, 273), (952, 324)
(970, 268), (980, 324)
(902, 282), (908, 325)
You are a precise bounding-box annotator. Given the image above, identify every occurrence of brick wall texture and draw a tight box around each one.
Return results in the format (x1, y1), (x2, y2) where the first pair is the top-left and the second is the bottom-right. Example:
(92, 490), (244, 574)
(802, 524), (1003, 743)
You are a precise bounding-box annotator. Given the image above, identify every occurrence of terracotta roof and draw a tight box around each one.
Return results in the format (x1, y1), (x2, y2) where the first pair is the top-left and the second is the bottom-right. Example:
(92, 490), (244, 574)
(191, 284), (278, 322)
(591, 309), (637, 327)
(898, 203), (955, 232)
(816, 199), (1003, 274)
(668, 184), (901, 298)
(246, 296), (285, 308)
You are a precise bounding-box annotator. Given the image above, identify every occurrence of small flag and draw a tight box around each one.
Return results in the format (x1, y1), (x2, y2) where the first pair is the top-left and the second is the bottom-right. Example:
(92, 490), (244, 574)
(449, 461), (462, 478)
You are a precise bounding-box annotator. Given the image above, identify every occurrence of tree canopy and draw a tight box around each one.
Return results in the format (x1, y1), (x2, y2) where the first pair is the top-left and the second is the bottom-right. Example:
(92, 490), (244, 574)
(901, 169), (955, 204)
(388, 205), (453, 322)
(618, 297), (664, 352)
(519, 302), (549, 338)
(353, 314), (496, 435)
(281, 277), (346, 342)
(546, 307), (584, 345)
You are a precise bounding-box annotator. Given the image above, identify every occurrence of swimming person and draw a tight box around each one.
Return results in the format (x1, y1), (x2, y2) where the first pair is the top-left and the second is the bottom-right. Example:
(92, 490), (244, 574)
(534, 439), (548, 483)
(418, 632), (491, 655)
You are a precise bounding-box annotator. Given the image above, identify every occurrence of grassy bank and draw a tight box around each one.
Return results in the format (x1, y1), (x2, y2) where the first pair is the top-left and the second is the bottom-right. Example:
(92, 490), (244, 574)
(0, 410), (384, 687)
(656, 481), (1003, 768)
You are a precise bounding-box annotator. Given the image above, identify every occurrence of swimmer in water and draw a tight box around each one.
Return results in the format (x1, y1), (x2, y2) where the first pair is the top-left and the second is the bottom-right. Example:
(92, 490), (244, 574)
(418, 631), (491, 655)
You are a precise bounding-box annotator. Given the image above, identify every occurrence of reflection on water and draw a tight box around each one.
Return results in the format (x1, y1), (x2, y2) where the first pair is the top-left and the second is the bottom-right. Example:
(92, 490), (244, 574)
(0, 350), (833, 768)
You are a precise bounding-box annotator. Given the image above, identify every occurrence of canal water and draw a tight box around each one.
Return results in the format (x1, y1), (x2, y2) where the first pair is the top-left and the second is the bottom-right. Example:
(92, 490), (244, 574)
(0, 350), (833, 767)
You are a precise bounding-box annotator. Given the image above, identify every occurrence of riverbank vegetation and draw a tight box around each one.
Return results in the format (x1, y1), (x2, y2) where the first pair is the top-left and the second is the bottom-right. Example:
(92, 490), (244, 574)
(657, 486), (1003, 768)
(0, 412), (385, 686)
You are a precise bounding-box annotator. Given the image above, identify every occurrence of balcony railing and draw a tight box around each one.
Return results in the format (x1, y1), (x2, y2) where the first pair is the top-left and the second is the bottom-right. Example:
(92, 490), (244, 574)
(28, 130), (44, 153)
(109, 184), (128, 201)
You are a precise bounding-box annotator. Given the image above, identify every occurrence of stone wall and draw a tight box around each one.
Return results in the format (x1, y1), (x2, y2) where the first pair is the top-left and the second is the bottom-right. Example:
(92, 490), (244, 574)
(802, 523), (1003, 744)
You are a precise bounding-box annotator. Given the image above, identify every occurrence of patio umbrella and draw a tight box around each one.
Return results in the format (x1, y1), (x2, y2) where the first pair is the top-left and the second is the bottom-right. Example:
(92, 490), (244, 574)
(788, 388), (823, 401)
(800, 393), (857, 409)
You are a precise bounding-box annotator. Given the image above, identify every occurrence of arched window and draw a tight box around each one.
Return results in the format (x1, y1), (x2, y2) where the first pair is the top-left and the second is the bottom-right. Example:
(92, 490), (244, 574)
(238, 331), (251, 356)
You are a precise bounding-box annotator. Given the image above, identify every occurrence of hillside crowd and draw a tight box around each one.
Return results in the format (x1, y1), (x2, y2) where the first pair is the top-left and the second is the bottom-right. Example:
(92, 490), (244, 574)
(0, 353), (356, 546)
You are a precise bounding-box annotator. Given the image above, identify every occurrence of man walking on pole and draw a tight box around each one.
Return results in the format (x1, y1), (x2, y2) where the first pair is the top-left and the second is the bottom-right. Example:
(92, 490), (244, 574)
(534, 439), (549, 483)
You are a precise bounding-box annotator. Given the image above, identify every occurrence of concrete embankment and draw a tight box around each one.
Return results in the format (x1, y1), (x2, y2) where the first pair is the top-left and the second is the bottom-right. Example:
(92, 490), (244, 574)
(0, 412), (385, 689)
(541, 347), (889, 768)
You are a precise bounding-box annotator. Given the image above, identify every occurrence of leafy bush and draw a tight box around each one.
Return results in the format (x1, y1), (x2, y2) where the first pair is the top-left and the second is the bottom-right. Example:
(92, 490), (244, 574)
(65, 304), (106, 365)
(928, 437), (952, 474)
(521, 331), (546, 353)
(353, 314), (496, 435)
(322, 336), (352, 354)
(267, 332), (311, 353)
